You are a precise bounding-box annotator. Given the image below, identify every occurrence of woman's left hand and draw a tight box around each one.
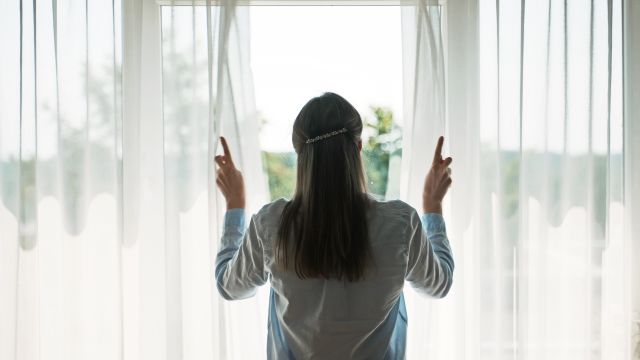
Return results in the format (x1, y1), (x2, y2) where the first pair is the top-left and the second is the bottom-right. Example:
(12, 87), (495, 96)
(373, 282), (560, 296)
(214, 136), (246, 210)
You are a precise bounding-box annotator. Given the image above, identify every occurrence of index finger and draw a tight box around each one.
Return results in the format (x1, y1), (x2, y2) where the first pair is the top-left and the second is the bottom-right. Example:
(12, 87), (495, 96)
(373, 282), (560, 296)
(220, 136), (235, 166)
(432, 136), (444, 165)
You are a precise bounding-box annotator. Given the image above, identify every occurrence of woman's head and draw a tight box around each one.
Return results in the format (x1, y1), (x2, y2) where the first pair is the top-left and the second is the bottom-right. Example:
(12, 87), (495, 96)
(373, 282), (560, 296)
(291, 92), (363, 153)
(291, 92), (368, 197)
(278, 92), (371, 282)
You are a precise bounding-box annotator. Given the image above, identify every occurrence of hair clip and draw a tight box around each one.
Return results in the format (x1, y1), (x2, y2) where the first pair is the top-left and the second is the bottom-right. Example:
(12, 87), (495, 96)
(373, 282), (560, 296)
(305, 128), (348, 144)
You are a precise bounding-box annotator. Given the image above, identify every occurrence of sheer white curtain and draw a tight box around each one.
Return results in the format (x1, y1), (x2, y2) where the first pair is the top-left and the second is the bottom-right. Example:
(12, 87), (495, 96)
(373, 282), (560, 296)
(399, 3), (454, 359)
(624, 0), (640, 357)
(0, 0), (266, 359)
(0, 0), (124, 358)
(400, 0), (639, 358)
(151, 3), (269, 359)
(3, 0), (639, 359)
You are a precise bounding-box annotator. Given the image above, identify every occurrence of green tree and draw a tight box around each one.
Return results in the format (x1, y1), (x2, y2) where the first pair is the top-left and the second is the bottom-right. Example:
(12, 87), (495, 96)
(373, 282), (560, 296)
(262, 151), (297, 201)
(361, 107), (402, 198)
(261, 106), (402, 201)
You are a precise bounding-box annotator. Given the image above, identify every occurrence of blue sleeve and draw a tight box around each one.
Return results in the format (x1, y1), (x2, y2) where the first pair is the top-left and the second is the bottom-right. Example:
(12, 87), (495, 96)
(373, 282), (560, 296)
(422, 213), (455, 278)
(215, 209), (267, 300)
(405, 210), (455, 298)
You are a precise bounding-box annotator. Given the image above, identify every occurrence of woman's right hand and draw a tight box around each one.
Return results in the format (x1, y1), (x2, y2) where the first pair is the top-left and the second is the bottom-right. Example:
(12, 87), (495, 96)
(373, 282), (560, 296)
(214, 136), (246, 210)
(422, 136), (453, 214)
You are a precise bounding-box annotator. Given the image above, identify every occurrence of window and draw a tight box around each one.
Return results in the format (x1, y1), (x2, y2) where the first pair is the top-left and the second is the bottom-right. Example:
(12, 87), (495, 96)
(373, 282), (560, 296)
(161, 5), (404, 201)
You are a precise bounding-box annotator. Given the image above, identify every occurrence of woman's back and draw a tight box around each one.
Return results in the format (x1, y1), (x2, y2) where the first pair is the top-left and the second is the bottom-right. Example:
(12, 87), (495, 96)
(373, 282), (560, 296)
(218, 197), (453, 359)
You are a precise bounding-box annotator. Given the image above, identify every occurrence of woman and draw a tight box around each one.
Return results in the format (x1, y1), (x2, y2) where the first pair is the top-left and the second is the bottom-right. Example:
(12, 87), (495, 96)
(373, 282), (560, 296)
(214, 92), (454, 359)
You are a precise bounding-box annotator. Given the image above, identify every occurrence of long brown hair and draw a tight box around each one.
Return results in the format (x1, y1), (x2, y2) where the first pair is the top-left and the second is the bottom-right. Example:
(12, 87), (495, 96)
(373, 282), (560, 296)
(277, 92), (371, 282)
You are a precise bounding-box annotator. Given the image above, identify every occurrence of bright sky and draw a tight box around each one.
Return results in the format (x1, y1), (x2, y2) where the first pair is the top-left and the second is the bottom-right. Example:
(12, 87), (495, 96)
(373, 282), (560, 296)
(250, 6), (403, 152)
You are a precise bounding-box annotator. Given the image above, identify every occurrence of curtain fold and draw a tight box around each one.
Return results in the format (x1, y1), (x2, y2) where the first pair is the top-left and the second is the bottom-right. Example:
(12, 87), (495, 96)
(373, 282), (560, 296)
(1, 0), (124, 359)
(399, 3), (452, 358)
(124, 1), (268, 359)
(400, 0), (636, 358)
(623, 0), (640, 356)
(1, 0), (267, 359)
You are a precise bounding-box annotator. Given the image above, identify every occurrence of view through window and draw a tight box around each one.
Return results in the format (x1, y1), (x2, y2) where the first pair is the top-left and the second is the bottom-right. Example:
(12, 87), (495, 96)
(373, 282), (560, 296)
(161, 6), (404, 202)
(250, 6), (403, 201)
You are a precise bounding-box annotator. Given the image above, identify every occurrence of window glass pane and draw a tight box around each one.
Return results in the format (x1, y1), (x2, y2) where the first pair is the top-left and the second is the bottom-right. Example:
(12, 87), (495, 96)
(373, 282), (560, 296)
(250, 6), (403, 200)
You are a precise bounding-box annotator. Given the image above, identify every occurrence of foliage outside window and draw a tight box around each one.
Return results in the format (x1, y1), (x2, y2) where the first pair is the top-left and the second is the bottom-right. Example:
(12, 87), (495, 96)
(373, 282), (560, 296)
(261, 106), (402, 201)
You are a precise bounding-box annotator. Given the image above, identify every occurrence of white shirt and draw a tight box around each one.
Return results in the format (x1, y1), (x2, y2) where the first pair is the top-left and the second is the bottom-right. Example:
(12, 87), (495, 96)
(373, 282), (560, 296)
(216, 198), (454, 359)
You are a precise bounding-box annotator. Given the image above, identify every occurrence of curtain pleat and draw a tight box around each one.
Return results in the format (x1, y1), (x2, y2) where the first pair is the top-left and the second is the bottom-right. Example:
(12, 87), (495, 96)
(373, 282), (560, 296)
(135, 1), (267, 359)
(401, 0), (634, 358)
(2, 0), (267, 358)
(400, 3), (449, 358)
(623, 0), (640, 356)
(205, 3), (269, 358)
(0, 0), (124, 358)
